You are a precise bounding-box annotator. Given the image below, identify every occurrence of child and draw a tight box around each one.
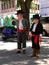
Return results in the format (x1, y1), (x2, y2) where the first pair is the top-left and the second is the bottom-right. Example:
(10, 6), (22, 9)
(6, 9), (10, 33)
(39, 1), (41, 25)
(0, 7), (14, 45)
(29, 14), (43, 57)
(15, 10), (29, 54)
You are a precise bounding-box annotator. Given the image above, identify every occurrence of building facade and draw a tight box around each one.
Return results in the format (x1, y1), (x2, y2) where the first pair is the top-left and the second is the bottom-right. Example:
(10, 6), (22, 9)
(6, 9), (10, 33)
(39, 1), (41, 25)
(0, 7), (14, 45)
(30, 0), (40, 14)
(0, 0), (17, 19)
(0, 0), (17, 14)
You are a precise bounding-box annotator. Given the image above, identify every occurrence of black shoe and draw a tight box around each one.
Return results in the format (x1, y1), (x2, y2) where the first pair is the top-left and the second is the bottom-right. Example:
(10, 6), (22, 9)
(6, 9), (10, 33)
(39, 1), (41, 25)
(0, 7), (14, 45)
(16, 51), (21, 54)
(22, 50), (26, 54)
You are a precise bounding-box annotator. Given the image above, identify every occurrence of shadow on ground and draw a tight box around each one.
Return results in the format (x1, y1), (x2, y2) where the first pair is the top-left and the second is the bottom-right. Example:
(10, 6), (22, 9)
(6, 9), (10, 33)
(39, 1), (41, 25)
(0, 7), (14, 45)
(0, 45), (49, 65)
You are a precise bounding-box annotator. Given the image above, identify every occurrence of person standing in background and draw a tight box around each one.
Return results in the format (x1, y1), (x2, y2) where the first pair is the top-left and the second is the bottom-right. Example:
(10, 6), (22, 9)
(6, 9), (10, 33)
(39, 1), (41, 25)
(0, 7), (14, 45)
(15, 10), (29, 54)
(28, 14), (43, 58)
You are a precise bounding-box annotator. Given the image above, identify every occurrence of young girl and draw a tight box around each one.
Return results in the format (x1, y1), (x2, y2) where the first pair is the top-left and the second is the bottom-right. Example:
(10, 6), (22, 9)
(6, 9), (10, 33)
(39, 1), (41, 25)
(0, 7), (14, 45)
(29, 14), (43, 58)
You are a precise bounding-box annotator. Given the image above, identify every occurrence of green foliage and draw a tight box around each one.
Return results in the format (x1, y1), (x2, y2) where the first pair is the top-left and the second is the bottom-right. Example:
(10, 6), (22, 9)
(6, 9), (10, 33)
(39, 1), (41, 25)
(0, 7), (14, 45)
(1, 0), (5, 1)
(25, 0), (32, 9)
(0, 0), (9, 2)
(17, 0), (24, 7)
(30, 1), (36, 10)
(17, 0), (32, 9)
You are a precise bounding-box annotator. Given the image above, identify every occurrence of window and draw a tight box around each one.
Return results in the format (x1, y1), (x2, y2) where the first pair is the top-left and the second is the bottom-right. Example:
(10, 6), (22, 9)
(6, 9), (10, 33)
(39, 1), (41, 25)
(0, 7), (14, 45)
(7, 3), (8, 9)
(1, 4), (4, 10)
(12, 0), (14, 7)
(35, 4), (37, 10)
(35, 4), (39, 10)
(9, 0), (11, 8)
(38, 5), (39, 10)
(4, 2), (6, 10)
(1, 2), (9, 10)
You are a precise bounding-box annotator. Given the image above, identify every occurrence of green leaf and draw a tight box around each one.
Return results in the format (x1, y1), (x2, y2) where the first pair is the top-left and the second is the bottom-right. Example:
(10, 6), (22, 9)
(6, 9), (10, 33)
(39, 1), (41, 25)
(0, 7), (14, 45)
(0, 0), (9, 2)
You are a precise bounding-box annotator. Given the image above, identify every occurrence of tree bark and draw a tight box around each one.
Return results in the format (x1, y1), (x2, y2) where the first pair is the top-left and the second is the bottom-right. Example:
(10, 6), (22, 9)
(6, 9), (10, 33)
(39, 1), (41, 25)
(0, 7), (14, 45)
(21, 2), (30, 29)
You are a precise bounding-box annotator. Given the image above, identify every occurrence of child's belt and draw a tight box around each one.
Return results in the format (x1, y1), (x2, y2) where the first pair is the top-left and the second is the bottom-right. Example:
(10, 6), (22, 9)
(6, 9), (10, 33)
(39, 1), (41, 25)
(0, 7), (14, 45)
(18, 28), (26, 33)
(32, 34), (40, 45)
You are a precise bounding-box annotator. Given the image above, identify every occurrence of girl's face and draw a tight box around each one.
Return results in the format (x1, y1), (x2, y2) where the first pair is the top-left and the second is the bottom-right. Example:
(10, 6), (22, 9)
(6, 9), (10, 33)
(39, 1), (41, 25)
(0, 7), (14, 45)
(33, 18), (39, 23)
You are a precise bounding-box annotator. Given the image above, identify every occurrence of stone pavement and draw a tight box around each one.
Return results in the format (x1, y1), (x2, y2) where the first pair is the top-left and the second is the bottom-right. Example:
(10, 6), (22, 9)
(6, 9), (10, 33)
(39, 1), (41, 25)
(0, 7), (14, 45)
(0, 41), (49, 65)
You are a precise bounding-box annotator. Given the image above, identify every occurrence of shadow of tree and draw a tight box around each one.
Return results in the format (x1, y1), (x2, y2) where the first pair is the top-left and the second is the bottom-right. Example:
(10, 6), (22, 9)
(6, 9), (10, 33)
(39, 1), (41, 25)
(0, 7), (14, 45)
(0, 45), (49, 65)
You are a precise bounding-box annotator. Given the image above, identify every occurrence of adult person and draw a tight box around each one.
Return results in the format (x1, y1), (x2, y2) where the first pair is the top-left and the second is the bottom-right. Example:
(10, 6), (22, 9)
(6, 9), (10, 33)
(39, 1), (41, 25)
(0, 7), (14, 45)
(15, 10), (29, 54)
(28, 14), (43, 57)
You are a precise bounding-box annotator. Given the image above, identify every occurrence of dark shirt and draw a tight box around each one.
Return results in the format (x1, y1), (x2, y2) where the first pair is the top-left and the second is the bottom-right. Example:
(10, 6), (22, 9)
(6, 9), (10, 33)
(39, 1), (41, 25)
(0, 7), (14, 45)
(30, 22), (43, 35)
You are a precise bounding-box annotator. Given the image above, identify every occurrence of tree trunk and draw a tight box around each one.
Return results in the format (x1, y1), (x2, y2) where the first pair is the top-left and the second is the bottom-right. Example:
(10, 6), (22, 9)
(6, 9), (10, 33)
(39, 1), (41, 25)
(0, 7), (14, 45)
(21, 2), (30, 29)
(17, 0), (32, 29)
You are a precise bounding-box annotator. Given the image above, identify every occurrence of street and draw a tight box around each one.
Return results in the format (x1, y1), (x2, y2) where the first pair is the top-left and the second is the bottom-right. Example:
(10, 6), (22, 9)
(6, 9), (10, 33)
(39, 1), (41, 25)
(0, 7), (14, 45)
(0, 36), (49, 65)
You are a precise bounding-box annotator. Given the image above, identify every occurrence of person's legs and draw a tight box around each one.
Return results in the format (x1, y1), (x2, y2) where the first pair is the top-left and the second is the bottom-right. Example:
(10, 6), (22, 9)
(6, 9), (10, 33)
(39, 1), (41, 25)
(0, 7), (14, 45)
(31, 37), (36, 56)
(22, 32), (26, 54)
(36, 49), (40, 58)
(35, 41), (40, 57)
(17, 33), (22, 53)
(31, 48), (36, 57)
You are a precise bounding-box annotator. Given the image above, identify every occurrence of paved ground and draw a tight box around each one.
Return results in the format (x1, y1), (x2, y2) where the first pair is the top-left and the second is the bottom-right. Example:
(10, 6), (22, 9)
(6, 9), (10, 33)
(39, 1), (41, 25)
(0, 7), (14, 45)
(0, 37), (49, 65)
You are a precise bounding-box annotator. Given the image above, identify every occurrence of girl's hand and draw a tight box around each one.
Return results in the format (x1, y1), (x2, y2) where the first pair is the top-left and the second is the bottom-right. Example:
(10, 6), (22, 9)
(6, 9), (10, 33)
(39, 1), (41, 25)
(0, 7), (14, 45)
(28, 32), (32, 40)
(39, 36), (42, 43)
